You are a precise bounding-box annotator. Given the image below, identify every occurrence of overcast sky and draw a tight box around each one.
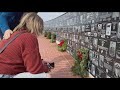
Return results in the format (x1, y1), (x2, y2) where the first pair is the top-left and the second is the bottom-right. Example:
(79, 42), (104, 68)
(38, 12), (65, 22)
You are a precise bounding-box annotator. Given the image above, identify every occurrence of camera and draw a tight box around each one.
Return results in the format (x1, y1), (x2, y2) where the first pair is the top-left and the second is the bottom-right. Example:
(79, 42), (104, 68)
(47, 62), (55, 69)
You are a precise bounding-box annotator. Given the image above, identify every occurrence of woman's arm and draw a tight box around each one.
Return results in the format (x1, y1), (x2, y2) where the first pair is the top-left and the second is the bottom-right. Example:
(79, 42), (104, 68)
(0, 15), (10, 34)
(21, 33), (49, 74)
(0, 12), (24, 39)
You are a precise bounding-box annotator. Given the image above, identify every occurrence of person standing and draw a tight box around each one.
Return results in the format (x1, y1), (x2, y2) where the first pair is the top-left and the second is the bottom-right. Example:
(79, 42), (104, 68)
(0, 12), (24, 40)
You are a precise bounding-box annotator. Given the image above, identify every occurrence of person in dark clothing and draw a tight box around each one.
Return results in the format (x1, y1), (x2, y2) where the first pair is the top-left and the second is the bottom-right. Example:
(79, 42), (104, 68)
(0, 12), (24, 40)
(0, 12), (38, 40)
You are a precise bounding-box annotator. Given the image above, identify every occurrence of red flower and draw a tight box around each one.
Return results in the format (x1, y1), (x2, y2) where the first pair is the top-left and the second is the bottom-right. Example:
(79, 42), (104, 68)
(58, 40), (64, 47)
(77, 51), (83, 60)
(77, 51), (80, 56)
(58, 43), (62, 47)
(79, 53), (83, 60)
(60, 40), (64, 44)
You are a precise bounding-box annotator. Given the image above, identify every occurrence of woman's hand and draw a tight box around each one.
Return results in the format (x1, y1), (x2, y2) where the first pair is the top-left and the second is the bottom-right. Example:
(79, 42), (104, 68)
(42, 60), (51, 71)
(3, 29), (13, 39)
(42, 60), (54, 71)
(42, 60), (47, 65)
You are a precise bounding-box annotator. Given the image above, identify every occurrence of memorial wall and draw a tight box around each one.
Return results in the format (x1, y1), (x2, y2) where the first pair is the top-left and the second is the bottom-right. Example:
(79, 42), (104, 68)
(44, 12), (120, 78)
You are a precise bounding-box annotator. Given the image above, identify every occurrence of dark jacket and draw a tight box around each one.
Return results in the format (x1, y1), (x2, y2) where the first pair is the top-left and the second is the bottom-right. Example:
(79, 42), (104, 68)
(0, 12), (24, 35)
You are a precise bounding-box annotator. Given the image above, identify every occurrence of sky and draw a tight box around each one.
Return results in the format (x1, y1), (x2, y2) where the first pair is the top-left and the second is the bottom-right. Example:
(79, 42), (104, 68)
(38, 12), (65, 22)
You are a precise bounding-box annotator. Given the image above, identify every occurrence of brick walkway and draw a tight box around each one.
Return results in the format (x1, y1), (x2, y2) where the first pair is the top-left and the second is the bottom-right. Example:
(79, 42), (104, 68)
(37, 35), (80, 78)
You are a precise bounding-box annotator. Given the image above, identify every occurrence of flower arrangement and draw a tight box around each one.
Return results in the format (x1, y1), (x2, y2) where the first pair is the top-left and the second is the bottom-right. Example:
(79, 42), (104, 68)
(47, 32), (51, 39)
(57, 39), (67, 52)
(51, 33), (56, 43)
(71, 48), (89, 78)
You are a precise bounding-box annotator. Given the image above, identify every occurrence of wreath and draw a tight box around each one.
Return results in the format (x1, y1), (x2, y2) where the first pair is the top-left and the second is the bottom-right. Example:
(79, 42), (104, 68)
(51, 33), (56, 43)
(47, 32), (51, 39)
(57, 39), (67, 52)
(71, 48), (89, 78)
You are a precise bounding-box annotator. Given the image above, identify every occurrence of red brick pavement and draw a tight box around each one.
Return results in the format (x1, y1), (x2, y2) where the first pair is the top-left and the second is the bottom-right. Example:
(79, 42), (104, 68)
(37, 35), (80, 78)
